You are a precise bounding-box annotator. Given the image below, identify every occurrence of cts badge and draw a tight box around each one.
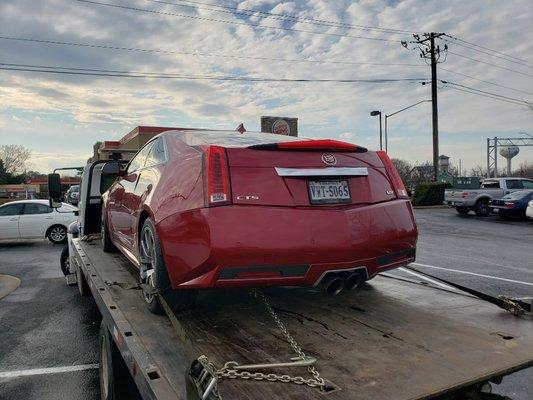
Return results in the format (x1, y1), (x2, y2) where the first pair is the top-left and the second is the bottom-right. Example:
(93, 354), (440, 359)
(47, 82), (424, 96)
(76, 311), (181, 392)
(321, 153), (337, 165)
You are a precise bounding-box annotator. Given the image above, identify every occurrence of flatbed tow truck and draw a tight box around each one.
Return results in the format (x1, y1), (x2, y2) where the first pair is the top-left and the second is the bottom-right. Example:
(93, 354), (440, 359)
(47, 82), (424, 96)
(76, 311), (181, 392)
(50, 144), (533, 400)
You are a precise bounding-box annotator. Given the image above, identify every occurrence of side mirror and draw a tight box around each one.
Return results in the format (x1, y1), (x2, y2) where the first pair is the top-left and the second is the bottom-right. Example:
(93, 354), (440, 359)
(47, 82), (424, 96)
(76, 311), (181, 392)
(102, 161), (122, 176)
(48, 173), (62, 208)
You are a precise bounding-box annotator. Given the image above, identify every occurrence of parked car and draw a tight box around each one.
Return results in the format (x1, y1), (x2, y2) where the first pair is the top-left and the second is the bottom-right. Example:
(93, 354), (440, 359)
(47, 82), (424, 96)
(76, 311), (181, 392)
(526, 200), (533, 219)
(101, 130), (418, 314)
(489, 190), (533, 219)
(0, 200), (77, 243)
(65, 185), (80, 205)
(444, 177), (533, 216)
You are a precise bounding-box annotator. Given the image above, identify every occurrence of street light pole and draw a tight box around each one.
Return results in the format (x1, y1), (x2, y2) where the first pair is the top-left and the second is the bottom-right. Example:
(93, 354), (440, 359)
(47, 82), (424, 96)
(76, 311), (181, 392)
(384, 116), (388, 153)
(370, 110), (382, 150)
(379, 114), (383, 151)
(384, 100), (430, 153)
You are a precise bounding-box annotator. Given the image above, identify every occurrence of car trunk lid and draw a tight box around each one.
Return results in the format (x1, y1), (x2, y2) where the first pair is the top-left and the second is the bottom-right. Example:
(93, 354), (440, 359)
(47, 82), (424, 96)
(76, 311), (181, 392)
(226, 146), (397, 207)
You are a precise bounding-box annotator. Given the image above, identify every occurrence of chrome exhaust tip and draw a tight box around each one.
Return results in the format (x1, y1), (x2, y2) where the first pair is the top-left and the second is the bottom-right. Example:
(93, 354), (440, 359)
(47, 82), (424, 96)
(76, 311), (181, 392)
(344, 273), (363, 291)
(319, 275), (344, 295)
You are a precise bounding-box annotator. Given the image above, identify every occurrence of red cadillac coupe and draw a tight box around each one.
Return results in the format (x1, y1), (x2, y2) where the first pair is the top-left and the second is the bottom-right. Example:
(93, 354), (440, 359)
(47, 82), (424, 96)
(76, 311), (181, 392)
(101, 130), (417, 314)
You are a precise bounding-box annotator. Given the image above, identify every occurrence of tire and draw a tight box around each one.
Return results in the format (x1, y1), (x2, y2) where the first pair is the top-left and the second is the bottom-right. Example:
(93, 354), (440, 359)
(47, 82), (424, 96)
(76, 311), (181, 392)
(101, 213), (117, 253)
(60, 246), (70, 276)
(99, 322), (142, 400)
(474, 200), (490, 217)
(456, 206), (470, 215)
(76, 261), (91, 296)
(47, 225), (67, 244)
(139, 218), (197, 315)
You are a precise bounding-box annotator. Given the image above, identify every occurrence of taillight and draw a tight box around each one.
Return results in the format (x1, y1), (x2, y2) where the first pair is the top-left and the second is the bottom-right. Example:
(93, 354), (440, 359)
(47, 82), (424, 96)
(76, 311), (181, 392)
(204, 146), (232, 207)
(504, 202), (516, 209)
(376, 151), (408, 199)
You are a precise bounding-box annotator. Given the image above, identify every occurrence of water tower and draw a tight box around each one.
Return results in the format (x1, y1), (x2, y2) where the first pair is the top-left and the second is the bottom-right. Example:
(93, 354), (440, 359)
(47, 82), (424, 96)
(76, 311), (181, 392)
(499, 145), (519, 175)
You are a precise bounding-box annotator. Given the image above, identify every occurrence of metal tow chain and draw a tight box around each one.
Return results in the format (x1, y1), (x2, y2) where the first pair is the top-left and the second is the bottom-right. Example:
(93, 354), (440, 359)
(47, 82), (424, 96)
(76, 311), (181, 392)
(214, 289), (326, 390)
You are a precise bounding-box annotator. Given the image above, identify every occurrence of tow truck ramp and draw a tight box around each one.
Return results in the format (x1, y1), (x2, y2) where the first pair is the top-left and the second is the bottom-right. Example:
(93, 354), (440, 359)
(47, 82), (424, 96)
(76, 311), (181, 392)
(71, 238), (533, 400)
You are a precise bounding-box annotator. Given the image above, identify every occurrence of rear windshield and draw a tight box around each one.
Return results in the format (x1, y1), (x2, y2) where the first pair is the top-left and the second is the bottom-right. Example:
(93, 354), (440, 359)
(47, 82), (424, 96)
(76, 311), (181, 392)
(169, 130), (309, 148)
(502, 190), (533, 200)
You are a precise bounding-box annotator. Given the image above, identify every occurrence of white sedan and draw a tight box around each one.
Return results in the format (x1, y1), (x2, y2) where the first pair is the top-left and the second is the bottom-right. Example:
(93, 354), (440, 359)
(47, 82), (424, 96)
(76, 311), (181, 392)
(0, 200), (77, 244)
(527, 200), (533, 219)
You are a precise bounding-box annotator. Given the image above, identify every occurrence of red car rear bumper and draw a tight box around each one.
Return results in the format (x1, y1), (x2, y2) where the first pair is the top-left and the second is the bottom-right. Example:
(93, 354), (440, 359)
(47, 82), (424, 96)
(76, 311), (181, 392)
(157, 200), (417, 289)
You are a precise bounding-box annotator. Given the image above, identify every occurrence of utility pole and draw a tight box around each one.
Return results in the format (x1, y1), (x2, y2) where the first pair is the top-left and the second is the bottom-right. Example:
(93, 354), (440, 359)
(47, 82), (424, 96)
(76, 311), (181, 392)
(429, 34), (439, 182)
(403, 33), (447, 181)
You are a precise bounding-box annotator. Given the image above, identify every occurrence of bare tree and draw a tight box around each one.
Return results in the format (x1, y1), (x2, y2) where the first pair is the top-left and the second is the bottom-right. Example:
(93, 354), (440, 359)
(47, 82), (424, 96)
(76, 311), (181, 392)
(0, 160), (7, 184)
(0, 145), (32, 175)
(469, 165), (486, 178)
(391, 158), (412, 187)
(511, 162), (533, 179)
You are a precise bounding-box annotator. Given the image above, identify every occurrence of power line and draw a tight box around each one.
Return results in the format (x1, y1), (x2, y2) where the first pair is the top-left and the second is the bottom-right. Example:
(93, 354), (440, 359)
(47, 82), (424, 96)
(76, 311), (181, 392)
(448, 50), (533, 78)
(443, 85), (528, 107)
(74, 0), (401, 43)
(0, 62), (427, 83)
(444, 38), (533, 69)
(0, 36), (425, 68)
(441, 80), (530, 105)
(142, 0), (416, 35)
(444, 34), (533, 67)
(440, 67), (533, 96)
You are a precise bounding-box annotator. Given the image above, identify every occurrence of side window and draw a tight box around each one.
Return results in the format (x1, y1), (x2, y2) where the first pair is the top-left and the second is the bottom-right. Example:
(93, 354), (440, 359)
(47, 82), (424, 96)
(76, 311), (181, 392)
(481, 180), (500, 189)
(522, 180), (533, 189)
(145, 138), (166, 167)
(506, 180), (523, 190)
(23, 203), (53, 215)
(126, 142), (154, 173)
(0, 203), (24, 216)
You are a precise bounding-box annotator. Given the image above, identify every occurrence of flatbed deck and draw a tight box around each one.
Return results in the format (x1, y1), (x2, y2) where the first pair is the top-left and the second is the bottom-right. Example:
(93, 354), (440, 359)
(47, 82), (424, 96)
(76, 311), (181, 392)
(73, 238), (533, 400)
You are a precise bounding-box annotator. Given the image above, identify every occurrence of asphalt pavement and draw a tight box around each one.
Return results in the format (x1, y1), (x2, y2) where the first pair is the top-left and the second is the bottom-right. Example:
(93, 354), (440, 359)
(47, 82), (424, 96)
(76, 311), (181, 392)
(0, 241), (100, 400)
(0, 208), (531, 399)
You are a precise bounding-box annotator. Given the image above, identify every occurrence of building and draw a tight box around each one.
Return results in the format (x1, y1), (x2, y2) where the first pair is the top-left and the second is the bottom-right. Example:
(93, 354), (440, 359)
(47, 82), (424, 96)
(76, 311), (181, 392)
(90, 126), (184, 162)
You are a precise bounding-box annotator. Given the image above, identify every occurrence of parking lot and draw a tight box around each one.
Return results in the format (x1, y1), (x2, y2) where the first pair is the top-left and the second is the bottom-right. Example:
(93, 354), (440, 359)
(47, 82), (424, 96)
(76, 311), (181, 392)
(0, 207), (532, 400)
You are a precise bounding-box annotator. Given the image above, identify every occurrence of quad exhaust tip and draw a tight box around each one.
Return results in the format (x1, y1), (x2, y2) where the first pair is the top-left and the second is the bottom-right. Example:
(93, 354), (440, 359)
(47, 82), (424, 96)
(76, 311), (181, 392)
(344, 273), (363, 291)
(319, 275), (345, 295)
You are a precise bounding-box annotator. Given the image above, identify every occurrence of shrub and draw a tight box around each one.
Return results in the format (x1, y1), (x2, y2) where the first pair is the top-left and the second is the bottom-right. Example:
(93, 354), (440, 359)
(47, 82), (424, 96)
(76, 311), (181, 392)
(412, 182), (452, 206)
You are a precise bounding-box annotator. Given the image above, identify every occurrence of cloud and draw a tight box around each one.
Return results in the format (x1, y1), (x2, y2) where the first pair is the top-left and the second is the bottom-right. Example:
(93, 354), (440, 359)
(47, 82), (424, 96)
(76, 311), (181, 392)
(0, 0), (532, 172)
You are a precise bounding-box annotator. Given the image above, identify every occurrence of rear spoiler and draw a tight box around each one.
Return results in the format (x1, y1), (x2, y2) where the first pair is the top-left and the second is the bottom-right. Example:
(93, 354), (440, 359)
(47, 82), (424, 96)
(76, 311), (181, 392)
(248, 139), (367, 153)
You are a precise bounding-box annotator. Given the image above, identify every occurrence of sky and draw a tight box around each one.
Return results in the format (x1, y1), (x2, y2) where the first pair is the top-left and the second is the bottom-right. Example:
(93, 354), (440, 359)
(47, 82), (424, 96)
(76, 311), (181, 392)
(0, 0), (532, 174)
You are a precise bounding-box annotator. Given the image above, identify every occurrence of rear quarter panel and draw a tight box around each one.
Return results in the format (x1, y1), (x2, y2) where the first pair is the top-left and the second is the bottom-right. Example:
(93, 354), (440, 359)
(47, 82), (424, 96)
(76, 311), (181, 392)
(151, 138), (205, 225)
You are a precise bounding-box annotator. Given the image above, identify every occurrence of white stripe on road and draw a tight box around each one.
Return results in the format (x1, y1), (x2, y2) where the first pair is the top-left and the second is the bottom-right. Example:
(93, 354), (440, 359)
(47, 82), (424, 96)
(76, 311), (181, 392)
(0, 364), (99, 379)
(398, 267), (455, 290)
(411, 262), (533, 287)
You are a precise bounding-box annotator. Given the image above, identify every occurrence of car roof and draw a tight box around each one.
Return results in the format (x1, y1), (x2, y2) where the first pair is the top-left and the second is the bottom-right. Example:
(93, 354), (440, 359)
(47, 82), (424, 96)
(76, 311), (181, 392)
(2, 199), (51, 205)
(0, 200), (76, 209)
(486, 177), (533, 180)
(163, 129), (307, 148)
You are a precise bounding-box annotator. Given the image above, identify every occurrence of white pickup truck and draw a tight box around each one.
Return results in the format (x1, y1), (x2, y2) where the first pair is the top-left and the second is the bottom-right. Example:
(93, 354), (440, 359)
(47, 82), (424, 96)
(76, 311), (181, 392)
(444, 177), (533, 216)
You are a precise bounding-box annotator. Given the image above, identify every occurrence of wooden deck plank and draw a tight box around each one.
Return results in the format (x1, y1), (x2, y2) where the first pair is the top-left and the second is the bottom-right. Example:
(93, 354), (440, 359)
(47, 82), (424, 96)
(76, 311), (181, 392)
(81, 241), (533, 400)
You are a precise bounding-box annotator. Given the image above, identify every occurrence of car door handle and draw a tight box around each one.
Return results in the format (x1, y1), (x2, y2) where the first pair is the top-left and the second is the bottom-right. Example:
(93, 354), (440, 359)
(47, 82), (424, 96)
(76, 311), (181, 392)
(9, 218), (18, 221)
(45, 216), (54, 219)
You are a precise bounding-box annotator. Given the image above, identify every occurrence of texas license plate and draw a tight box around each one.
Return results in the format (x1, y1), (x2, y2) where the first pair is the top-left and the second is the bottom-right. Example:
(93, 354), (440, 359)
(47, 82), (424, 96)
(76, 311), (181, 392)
(308, 180), (351, 204)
